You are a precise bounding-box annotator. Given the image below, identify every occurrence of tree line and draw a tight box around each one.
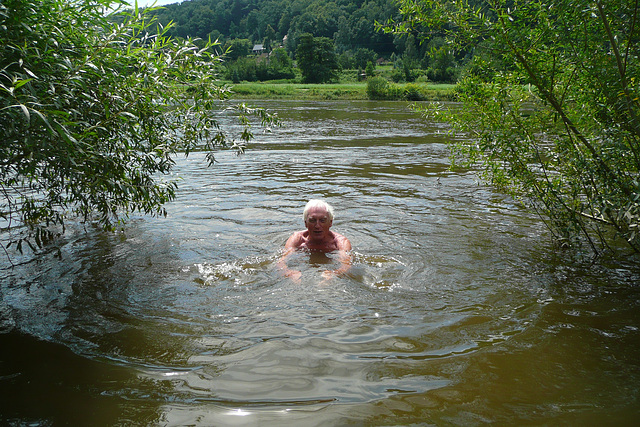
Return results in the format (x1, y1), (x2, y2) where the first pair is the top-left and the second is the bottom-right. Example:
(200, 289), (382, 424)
(146, 0), (464, 83)
(150, 0), (398, 56)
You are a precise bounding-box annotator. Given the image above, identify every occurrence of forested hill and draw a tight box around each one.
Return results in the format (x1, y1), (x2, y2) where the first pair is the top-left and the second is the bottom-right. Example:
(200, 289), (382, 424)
(150, 0), (400, 56)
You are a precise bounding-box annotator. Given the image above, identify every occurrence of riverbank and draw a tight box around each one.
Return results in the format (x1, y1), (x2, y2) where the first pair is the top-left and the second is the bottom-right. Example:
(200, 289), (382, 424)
(226, 81), (457, 101)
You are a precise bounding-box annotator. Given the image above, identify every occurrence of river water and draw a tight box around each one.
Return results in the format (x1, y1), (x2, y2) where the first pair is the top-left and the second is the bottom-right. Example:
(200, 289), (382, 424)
(1, 100), (639, 425)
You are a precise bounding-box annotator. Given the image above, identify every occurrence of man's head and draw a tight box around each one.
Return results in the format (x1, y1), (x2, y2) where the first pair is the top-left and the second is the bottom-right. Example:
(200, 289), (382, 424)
(303, 199), (334, 242)
(303, 199), (334, 222)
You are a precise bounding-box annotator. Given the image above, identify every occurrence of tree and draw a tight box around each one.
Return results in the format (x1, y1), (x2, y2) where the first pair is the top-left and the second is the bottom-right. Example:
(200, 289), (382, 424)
(225, 56), (258, 82)
(365, 61), (376, 78)
(269, 47), (294, 73)
(404, 34), (419, 61)
(384, 0), (640, 255)
(295, 33), (338, 83)
(354, 47), (377, 70)
(223, 38), (252, 61)
(424, 38), (456, 83)
(0, 0), (276, 254)
(264, 24), (277, 50)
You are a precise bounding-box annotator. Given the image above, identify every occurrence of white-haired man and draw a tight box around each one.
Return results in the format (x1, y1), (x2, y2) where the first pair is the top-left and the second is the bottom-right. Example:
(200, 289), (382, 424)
(279, 199), (352, 281)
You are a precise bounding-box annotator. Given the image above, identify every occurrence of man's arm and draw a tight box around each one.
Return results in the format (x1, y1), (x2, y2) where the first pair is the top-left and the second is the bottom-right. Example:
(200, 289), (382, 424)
(284, 231), (305, 250)
(323, 235), (353, 278)
(278, 232), (304, 281)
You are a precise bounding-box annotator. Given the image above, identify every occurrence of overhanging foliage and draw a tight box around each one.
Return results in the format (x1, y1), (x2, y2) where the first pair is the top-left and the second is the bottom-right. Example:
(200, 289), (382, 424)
(0, 0), (276, 255)
(384, 0), (640, 255)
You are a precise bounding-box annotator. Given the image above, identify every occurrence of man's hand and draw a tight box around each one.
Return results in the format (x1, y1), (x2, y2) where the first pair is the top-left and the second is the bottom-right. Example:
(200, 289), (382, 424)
(285, 269), (302, 283)
(321, 270), (336, 280)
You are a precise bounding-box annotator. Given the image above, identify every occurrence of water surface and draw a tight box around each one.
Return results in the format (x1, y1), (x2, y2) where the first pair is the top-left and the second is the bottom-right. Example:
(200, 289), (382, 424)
(1, 100), (639, 425)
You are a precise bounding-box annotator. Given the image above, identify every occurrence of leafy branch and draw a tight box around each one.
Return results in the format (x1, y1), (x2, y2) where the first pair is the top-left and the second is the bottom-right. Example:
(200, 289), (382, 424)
(385, 0), (640, 255)
(1, 0), (279, 257)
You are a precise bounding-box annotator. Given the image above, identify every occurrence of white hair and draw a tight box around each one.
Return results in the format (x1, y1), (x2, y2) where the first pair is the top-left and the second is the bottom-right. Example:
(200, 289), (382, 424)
(303, 199), (334, 222)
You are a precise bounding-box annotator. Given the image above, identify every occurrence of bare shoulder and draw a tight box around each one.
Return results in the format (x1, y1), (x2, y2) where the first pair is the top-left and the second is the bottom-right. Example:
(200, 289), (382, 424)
(285, 230), (307, 249)
(333, 232), (352, 251)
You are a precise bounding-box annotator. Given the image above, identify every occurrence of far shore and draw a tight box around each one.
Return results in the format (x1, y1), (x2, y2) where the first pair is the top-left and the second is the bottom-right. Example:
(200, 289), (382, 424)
(224, 81), (458, 101)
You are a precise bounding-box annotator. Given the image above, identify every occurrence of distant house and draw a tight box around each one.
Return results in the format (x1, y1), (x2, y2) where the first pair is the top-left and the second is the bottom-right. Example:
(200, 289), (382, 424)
(252, 44), (265, 54)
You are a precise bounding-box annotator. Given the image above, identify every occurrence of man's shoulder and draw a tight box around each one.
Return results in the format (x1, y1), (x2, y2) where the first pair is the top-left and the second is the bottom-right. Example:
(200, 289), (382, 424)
(285, 230), (308, 248)
(332, 232), (352, 251)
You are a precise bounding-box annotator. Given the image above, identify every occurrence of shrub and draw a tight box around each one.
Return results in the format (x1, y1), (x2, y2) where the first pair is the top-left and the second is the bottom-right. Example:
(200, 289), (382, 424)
(404, 83), (424, 101)
(366, 76), (390, 99)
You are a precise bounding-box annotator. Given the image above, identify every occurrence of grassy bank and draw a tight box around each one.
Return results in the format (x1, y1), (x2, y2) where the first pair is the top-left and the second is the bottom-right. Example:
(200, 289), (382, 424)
(226, 81), (457, 101)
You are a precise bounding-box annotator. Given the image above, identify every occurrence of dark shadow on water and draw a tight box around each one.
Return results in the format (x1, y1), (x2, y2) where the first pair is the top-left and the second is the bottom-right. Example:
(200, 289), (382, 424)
(308, 251), (333, 266)
(0, 332), (162, 426)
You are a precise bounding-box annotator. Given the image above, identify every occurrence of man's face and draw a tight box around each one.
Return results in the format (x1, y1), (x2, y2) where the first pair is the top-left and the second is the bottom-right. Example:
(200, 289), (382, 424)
(305, 207), (333, 241)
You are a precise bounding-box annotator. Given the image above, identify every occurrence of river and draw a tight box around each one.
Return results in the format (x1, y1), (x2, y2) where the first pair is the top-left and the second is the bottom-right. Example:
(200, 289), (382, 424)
(1, 100), (639, 425)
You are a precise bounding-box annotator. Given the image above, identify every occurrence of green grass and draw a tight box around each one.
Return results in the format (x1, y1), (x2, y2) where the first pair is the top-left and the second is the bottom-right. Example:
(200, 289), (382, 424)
(226, 80), (457, 101)
(227, 81), (367, 100)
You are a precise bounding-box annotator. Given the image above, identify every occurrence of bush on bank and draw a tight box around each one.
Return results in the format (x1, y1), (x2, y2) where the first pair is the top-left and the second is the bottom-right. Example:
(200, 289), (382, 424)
(365, 76), (454, 101)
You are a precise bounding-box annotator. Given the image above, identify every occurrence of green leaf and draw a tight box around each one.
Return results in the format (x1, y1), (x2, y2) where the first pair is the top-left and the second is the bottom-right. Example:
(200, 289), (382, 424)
(14, 78), (33, 89)
(19, 104), (30, 121)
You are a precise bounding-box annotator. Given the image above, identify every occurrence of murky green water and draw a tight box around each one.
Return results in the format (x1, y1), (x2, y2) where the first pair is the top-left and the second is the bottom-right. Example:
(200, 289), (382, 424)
(2, 100), (639, 425)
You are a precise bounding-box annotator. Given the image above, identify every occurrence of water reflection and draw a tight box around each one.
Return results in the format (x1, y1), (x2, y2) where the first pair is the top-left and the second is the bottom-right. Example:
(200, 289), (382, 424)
(1, 100), (639, 425)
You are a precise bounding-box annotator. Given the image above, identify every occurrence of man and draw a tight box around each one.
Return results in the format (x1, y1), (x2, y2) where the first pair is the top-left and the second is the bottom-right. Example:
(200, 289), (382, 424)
(279, 199), (352, 282)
